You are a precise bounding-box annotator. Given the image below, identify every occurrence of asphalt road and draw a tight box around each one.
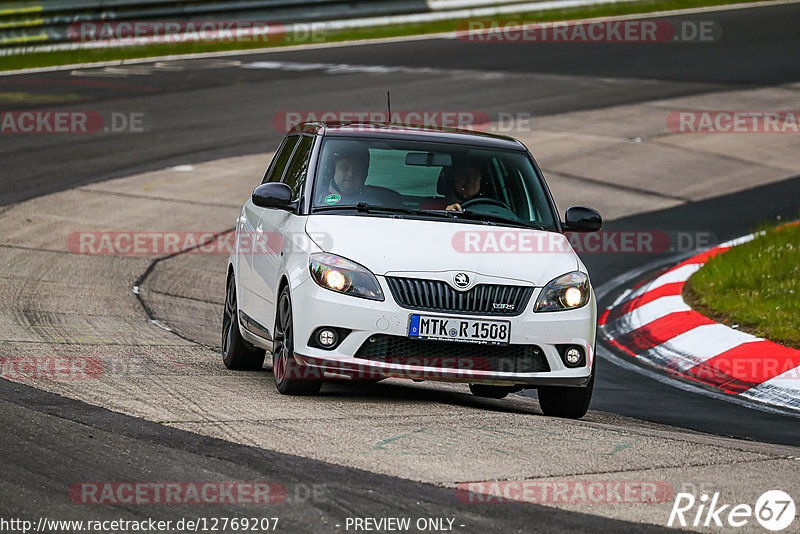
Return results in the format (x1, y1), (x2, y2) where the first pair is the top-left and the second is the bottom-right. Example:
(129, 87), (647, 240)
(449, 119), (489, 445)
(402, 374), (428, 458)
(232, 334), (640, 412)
(4, 378), (676, 533)
(3, 3), (799, 206)
(1, 2), (799, 530)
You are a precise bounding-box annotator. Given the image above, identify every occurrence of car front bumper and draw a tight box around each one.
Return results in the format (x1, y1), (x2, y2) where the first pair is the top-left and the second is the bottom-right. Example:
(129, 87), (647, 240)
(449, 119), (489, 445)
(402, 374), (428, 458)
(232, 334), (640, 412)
(290, 275), (596, 387)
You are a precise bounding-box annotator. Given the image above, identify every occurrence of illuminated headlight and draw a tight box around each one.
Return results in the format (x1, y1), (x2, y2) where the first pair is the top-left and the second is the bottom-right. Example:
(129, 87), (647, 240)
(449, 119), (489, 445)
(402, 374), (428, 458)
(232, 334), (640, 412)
(310, 253), (384, 301)
(564, 287), (583, 307)
(324, 270), (347, 291)
(534, 271), (590, 312)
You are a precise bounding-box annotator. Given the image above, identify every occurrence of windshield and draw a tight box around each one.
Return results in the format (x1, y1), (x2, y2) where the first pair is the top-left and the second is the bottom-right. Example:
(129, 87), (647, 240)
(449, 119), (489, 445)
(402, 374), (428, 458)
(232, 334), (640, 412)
(310, 137), (558, 230)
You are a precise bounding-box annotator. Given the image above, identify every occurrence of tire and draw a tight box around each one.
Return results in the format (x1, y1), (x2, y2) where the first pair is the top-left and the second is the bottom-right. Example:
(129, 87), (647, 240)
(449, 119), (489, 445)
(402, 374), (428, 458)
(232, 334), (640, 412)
(469, 384), (521, 399)
(221, 273), (266, 370)
(272, 286), (322, 395)
(537, 371), (594, 419)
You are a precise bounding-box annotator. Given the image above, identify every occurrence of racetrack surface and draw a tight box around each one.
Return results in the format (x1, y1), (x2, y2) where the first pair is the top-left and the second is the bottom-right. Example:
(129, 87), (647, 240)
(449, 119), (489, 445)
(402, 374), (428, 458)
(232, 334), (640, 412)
(3, 3), (799, 206)
(5, 378), (677, 534)
(2, 155), (799, 531)
(2, 2), (800, 531)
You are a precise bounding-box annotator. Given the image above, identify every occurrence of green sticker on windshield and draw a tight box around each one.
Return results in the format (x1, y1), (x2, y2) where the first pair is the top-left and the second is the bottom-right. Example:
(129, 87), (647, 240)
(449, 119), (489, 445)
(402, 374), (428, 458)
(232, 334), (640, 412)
(324, 194), (341, 205)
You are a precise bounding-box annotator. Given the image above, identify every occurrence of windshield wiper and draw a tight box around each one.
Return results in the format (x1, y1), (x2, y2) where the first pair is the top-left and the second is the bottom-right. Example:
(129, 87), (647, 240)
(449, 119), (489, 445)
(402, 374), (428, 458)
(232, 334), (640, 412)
(312, 203), (455, 219)
(312, 203), (549, 229)
(456, 210), (549, 231)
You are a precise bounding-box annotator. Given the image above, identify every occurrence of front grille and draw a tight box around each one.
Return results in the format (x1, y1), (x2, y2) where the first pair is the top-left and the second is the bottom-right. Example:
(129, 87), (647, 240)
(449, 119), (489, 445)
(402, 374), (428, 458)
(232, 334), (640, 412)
(355, 335), (550, 374)
(386, 277), (533, 316)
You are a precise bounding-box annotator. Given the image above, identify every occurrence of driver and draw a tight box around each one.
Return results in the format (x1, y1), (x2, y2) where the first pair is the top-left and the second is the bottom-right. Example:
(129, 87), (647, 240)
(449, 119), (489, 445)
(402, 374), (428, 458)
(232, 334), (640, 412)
(445, 165), (482, 211)
(419, 163), (483, 211)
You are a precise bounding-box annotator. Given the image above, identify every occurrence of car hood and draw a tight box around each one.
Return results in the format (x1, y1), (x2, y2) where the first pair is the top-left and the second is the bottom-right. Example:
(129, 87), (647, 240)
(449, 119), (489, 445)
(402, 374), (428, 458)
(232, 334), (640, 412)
(305, 215), (579, 286)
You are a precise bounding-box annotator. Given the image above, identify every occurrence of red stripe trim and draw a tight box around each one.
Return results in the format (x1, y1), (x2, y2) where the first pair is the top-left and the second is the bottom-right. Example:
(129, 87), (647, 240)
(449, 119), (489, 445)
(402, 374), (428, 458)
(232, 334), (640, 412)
(609, 282), (684, 322)
(602, 229), (800, 397)
(603, 247), (728, 326)
(670, 246), (729, 271)
(613, 311), (716, 354)
(680, 341), (800, 394)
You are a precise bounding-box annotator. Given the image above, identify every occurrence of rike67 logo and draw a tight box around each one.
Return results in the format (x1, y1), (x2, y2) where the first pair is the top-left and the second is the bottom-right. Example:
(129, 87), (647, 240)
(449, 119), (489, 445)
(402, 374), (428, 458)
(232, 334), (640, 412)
(668, 490), (795, 531)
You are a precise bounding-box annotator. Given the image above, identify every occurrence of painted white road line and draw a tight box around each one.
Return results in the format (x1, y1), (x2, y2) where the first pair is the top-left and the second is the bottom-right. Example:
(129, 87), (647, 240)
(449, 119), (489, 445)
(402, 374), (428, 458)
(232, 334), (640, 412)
(241, 60), (506, 79)
(647, 263), (702, 289)
(613, 279), (656, 305)
(742, 365), (800, 411)
(612, 294), (690, 336)
(643, 324), (763, 371)
(611, 252), (712, 309)
(719, 233), (757, 248)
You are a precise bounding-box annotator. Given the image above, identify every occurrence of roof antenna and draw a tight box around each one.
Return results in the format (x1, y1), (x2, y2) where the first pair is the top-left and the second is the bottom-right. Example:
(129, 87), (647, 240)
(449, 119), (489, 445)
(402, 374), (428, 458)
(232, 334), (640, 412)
(387, 90), (392, 124)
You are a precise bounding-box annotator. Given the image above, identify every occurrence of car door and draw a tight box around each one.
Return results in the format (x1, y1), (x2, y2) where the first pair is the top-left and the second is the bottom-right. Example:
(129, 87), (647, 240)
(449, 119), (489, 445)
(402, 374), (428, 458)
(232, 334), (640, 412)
(238, 136), (297, 319)
(250, 134), (314, 330)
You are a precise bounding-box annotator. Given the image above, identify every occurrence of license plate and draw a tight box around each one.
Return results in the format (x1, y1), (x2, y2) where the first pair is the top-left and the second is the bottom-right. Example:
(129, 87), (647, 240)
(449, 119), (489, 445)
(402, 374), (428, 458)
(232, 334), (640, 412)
(408, 314), (510, 346)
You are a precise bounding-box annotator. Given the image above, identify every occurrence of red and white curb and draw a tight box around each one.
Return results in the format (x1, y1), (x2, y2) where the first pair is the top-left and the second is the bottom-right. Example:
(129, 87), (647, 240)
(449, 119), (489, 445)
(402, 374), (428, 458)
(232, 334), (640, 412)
(599, 233), (800, 412)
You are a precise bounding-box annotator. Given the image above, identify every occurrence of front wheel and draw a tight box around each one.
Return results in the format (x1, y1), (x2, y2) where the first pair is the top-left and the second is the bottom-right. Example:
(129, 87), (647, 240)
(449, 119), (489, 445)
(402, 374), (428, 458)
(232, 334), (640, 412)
(272, 286), (321, 395)
(221, 273), (265, 370)
(537, 372), (594, 419)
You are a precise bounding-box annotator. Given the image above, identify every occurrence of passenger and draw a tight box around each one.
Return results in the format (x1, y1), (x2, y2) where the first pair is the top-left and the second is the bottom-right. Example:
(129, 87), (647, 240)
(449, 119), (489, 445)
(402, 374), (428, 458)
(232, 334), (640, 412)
(318, 144), (400, 206)
(325, 145), (370, 201)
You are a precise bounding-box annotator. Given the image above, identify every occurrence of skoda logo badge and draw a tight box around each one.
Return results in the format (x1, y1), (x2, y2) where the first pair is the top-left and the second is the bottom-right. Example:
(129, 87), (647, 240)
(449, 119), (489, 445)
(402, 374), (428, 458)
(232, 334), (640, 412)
(453, 272), (470, 289)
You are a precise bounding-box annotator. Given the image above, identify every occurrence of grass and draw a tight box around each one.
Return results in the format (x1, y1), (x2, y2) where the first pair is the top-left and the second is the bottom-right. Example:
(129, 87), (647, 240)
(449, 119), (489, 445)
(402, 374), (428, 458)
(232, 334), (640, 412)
(685, 222), (800, 349)
(1, 0), (766, 72)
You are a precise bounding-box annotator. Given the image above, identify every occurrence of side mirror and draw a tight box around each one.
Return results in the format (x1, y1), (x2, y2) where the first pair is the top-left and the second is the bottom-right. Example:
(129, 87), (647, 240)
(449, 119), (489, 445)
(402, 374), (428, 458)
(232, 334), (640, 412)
(563, 206), (602, 232)
(252, 182), (294, 210)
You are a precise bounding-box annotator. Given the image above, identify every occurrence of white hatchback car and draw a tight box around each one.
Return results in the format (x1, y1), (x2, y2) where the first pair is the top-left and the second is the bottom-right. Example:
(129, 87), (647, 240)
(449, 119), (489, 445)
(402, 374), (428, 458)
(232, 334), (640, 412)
(223, 122), (602, 418)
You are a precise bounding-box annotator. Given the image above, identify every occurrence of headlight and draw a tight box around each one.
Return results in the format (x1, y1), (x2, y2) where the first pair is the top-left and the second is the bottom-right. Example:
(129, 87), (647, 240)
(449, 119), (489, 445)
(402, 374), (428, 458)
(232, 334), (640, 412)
(534, 271), (590, 312)
(309, 253), (384, 301)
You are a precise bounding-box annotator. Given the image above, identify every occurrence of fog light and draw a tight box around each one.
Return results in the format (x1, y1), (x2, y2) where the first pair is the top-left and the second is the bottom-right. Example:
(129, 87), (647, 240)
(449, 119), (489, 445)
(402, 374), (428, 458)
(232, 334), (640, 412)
(318, 329), (338, 347)
(565, 347), (583, 366)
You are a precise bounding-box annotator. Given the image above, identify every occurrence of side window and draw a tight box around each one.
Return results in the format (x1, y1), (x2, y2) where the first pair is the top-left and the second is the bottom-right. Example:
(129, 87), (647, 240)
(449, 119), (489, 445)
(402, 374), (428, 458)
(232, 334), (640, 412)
(282, 135), (314, 200)
(262, 136), (299, 184)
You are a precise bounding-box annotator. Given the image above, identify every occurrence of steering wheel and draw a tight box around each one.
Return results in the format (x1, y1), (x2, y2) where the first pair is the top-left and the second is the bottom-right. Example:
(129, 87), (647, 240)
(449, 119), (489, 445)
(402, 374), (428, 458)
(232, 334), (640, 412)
(461, 197), (511, 211)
